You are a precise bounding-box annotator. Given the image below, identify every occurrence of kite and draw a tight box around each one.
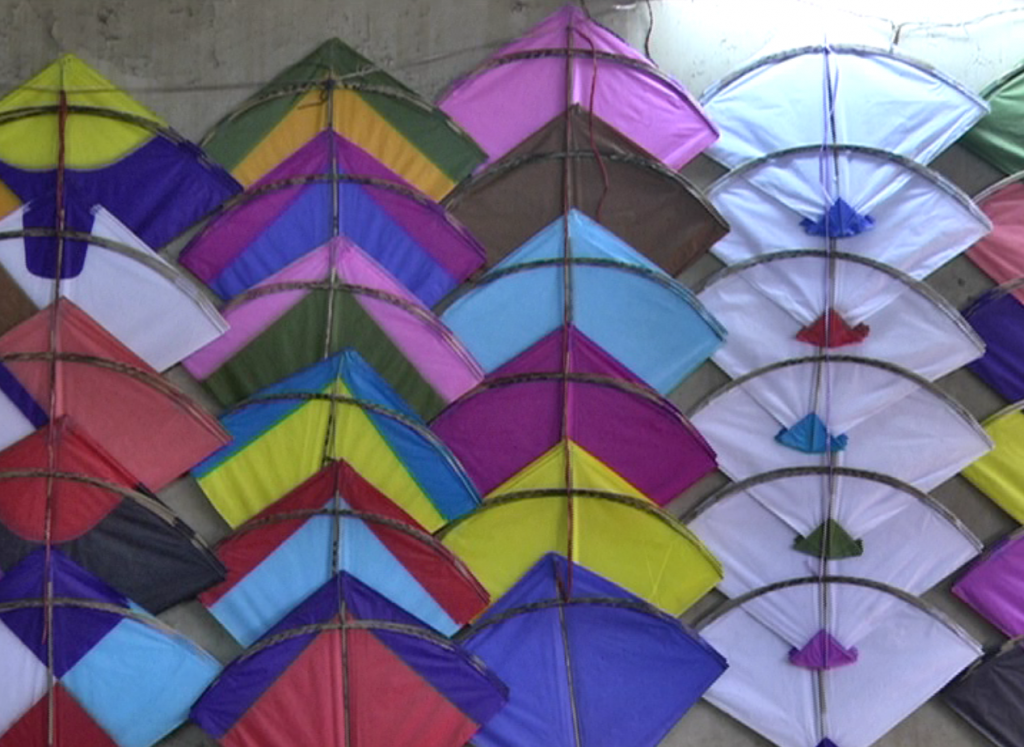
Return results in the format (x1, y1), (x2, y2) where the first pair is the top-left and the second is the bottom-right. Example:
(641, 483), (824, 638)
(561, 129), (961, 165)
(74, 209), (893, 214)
(182, 239), (482, 415)
(690, 356), (992, 492)
(201, 38), (484, 199)
(179, 129), (485, 307)
(699, 577), (982, 747)
(701, 45), (987, 167)
(959, 59), (1024, 174)
(200, 460), (488, 647)
(457, 553), (727, 747)
(699, 251), (984, 380)
(431, 325), (716, 503)
(0, 54), (236, 369)
(439, 209), (725, 395)
(688, 467), (980, 601)
(0, 301), (229, 490)
(964, 283), (1024, 402)
(954, 528), (1024, 637)
(962, 402), (1024, 523)
(0, 54), (238, 244)
(706, 146), (991, 278)
(442, 105), (727, 275)
(0, 419), (224, 613)
(439, 4), (717, 171)
(966, 172), (1024, 288)
(192, 349), (479, 532)
(945, 641), (1024, 747)
(191, 572), (508, 747)
(0, 549), (221, 747)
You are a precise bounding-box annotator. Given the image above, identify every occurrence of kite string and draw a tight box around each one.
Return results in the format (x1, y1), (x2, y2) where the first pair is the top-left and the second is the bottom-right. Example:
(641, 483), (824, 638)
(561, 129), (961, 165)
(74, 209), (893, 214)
(572, 25), (612, 224)
(41, 77), (70, 747)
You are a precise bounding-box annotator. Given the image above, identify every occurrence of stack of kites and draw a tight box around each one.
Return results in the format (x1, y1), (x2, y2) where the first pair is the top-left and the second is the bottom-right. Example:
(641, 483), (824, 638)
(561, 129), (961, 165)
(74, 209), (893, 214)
(0, 54), (243, 744)
(941, 58), (1024, 747)
(2, 7), (1012, 747)
(684, 33), (997, 747)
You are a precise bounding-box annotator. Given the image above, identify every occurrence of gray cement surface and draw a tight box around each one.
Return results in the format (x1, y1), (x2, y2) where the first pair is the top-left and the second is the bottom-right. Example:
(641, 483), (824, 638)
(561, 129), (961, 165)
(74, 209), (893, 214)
(2, 1), (1023, 744)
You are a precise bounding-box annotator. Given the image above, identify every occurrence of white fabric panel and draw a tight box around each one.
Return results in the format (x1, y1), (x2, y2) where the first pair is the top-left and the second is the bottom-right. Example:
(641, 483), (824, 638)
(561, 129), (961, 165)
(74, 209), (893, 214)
(0, 206), (227, 372)
(691, 384), (992, 493)
(0, 393), (36, 453)
(703, 598), (981, 747)
(722, 359), (921, 436)
(701, 269), (983, 382)
(690, 487), (979, 600)
(703, 47), (988, 167)
(0, 620), (48, 734)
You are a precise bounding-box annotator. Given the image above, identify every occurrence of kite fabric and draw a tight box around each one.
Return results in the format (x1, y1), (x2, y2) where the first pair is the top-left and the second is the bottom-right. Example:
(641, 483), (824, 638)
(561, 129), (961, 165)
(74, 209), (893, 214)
(458, 554), (727, 747)
(966, 172), (1024, 289)
(690, 357), (992, 492)
(0, 203), (227, 372)
(201, 38), (484, 199)
(688, 468), (980, 602)
(945, 643), (1024, 747)
(439, 5), (717, 171)
(191, 572), (508, 747)
(440, 209), (725, 395)
(0, 301), (229, 490)
(431, 325), (717, 504)
(442, 105), (727, 275)
(0, 549), (221, 747)
(701, 45), (988, 167)
(179, 130), (486, 307)
(192, 349), (479, 532)
(0, 419), (224, 613)
(954, 529), (1024, 637)
(960, 60), (1024, 174)
(200, 460), (488, 647)
(699, 251), (984, 380)
(699, 578), (982, 747)
(0, 54), (238, 246)
(438, 489), (722, 617)
(707, 146), (991, 284)
(962, 404), (1024, 523)
(964, 285), (1024, 402)
(182, 238), (483, 416)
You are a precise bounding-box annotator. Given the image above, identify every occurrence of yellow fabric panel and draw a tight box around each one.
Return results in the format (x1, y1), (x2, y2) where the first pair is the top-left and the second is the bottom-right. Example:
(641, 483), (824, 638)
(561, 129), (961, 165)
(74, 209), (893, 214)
(198, 393), (443, 531)
(575, 498), (721, 615)
(442, 498), (569, 609)
(487, 440), (648, 501)
(442, 494), (721, 616)
(0, 55), (164, 169)
(0, 180), (22, 220)
(963, 411), (1024, 523)
(230, 90), (456, 199)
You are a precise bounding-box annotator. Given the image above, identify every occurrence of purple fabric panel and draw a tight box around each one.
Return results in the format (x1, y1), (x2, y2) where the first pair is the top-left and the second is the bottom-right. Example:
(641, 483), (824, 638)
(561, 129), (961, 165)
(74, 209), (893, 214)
(569, 601), (726, 747)
(432, 380), (560, 495)
(463, 594), (575, 747)
(954, 534), (1024, 637)
(817, 740), (840, 747)
(495, 325), (645, 384)
(967, 291), (1024, 402)
(0, 549), (125, 677)
(0, 362), (48, 427)
(432, 374), (712, 501)
(21, 192), (92, 278)
(788, 629), (858, 670)
(0, 138), (239, 250)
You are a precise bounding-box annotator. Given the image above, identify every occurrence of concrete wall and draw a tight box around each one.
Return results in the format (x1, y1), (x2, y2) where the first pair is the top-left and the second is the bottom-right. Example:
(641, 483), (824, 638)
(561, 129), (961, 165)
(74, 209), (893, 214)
(3, 0), (1023, 744)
